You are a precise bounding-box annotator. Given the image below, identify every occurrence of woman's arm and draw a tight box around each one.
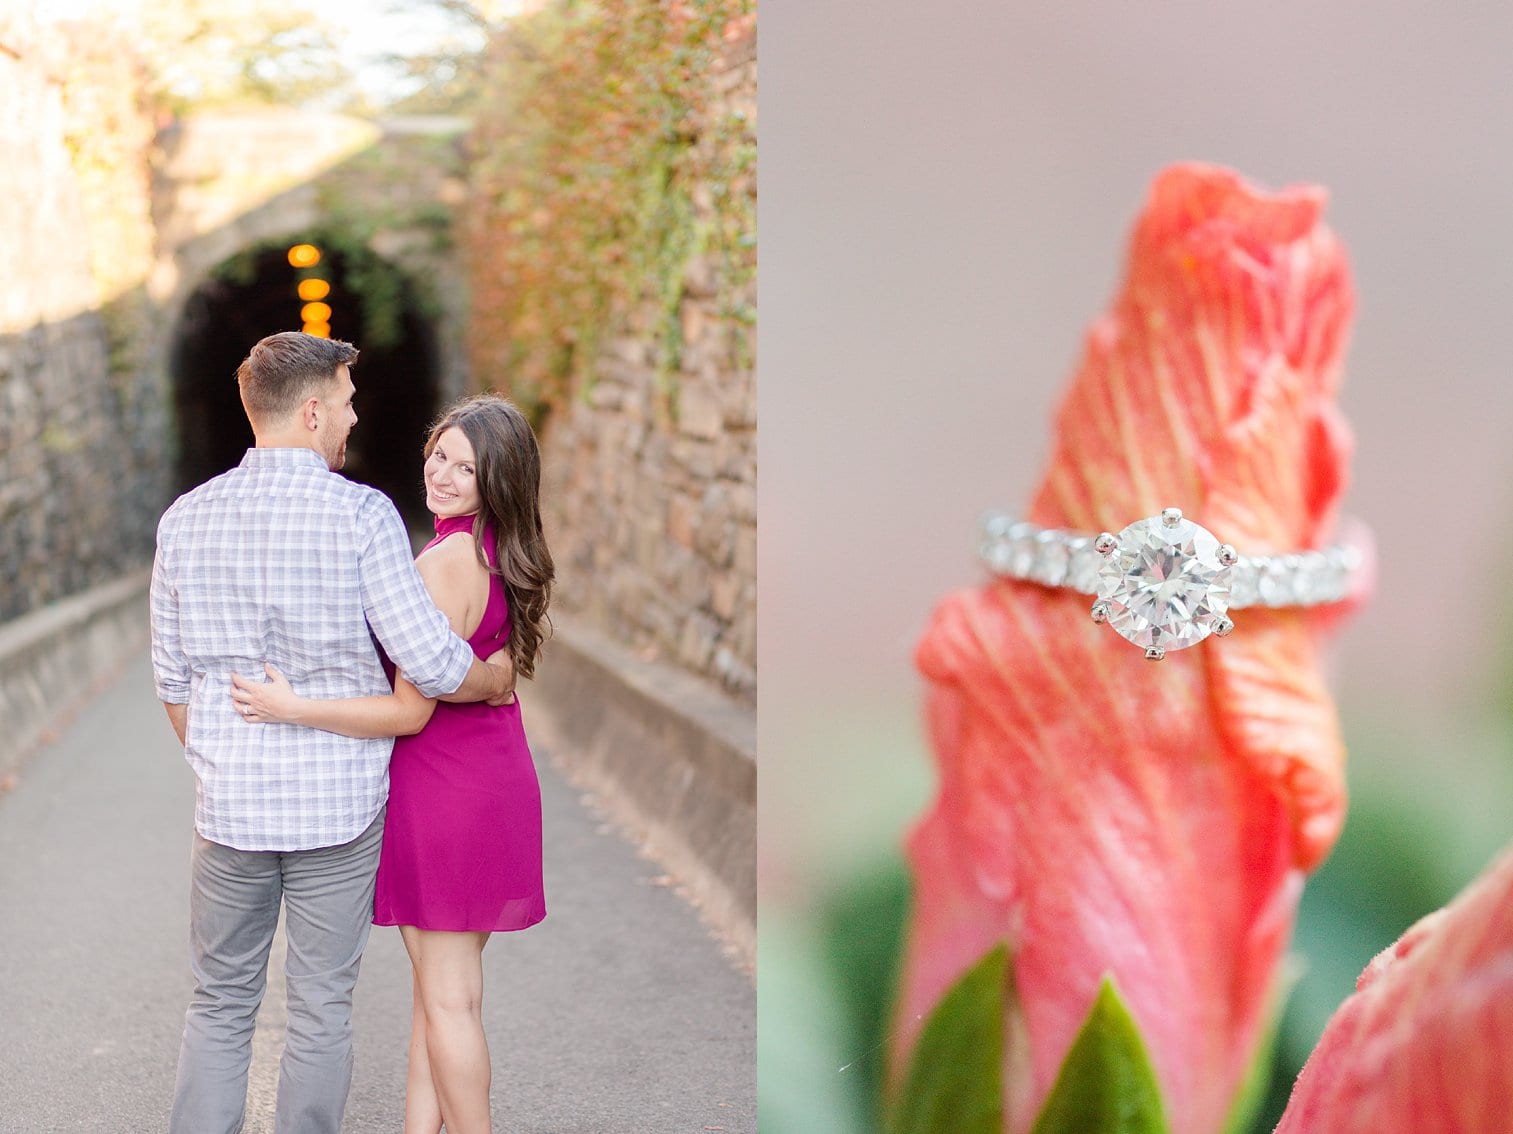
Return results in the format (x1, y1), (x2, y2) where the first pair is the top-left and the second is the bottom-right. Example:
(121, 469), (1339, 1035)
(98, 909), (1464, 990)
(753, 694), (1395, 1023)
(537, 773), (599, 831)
(231, 664), (436, 737)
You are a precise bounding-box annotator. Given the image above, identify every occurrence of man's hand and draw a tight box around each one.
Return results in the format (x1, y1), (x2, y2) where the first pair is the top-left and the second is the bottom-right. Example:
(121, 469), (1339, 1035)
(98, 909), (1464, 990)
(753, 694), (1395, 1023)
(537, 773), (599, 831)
(439, 649), (517, 706)
(483, 647), (517, 707)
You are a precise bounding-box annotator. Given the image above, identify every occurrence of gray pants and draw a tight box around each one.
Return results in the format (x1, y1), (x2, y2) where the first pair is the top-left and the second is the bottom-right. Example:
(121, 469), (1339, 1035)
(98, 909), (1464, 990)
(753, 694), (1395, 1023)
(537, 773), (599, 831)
(169, 812), (384, 1134)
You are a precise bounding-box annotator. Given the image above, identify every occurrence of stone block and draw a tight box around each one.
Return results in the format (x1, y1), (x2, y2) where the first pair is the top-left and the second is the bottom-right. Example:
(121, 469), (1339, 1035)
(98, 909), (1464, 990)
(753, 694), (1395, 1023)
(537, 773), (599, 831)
(589, 380), (624, 410)
(673, 437), (717, 481)
(728, 482), (756, 524)
(695, 484), (734, 567)
(652, 541), (691, 590)
(680, 299), (708, 349)
(728, 602), (756, 663)
(723, 374), (757, 430)
(683, 252), (716, 298)
(611, 335), (649, 366)
(676, 556), (712, 611)
(667, 492), (696, 549)
(718, 442), (753, 482)
(711, 644), (755, 698)
(641, 431), (671, 469)
(711, 571), (742, 621)
(677, 611), (719, 671)
(676, 385), (722, 440)
(634, 518), (667, 571)
(734, 526), (756, 578)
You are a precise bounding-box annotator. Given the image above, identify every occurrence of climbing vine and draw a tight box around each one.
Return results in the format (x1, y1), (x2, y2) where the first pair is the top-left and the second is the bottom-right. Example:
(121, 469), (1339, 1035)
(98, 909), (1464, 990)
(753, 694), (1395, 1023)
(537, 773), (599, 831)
(464, 0), (756, 419)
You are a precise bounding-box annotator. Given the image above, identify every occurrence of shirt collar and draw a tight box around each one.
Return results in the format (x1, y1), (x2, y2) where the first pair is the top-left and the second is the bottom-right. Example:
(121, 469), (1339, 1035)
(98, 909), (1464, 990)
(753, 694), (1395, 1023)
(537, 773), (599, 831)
(238, 448), (330, 471)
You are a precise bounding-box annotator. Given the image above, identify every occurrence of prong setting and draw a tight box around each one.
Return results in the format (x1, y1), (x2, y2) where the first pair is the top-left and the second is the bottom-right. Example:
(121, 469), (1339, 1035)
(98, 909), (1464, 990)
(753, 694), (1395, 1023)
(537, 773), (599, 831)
(1094, 532), (1118, 555)
(1144, 646), (1166, 661)
(1213, 616), (1234, 637)
(1090, 600), (1110, 624)
(1217, 544), (1238, 567)
(1161, 507), (1182, 528)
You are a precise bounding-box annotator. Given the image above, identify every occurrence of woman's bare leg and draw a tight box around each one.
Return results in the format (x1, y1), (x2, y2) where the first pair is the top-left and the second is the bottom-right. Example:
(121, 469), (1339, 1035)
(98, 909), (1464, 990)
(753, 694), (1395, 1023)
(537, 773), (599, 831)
(399, 951), (443, 1134)
(401, 925), (493, 1134)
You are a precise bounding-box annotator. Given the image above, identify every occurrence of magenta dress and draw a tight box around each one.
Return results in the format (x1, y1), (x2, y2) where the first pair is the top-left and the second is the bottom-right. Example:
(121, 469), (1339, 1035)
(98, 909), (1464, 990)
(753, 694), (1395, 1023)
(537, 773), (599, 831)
(373, 512), (546, 932)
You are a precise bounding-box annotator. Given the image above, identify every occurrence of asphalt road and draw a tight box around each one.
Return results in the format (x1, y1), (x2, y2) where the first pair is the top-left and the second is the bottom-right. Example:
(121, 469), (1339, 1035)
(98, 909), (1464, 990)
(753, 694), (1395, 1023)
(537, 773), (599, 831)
(0, 654), (754, 1133)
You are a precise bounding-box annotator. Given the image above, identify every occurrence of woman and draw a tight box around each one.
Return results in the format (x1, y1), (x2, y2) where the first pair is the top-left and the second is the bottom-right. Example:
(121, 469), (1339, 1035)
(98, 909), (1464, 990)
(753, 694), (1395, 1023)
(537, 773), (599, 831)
(231, 394), (554, 1134)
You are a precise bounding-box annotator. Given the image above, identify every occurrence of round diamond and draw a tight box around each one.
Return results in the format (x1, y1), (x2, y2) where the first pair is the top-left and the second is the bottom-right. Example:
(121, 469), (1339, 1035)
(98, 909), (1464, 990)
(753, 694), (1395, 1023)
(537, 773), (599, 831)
(1096, 514), (1232, 652)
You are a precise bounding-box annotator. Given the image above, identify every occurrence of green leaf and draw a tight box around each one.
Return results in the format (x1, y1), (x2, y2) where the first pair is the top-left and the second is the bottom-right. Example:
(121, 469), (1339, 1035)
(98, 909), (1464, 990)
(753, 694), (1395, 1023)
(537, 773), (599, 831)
(819, 856), (913, 1128)
(1222, 961), (1299, 1134)
(757, 914), (872, 1134)
(1029, 976), (1170, 1134)
(887, 945), (1008, 1134)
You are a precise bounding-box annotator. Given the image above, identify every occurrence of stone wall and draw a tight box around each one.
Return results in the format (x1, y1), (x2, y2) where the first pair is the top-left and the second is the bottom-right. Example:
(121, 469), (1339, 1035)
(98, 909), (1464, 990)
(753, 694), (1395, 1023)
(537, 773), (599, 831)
(0, 7), (759, 711)
(536, 28), (756, 704)
(0, 23), (455, 631)
(0, 13), (164, 623)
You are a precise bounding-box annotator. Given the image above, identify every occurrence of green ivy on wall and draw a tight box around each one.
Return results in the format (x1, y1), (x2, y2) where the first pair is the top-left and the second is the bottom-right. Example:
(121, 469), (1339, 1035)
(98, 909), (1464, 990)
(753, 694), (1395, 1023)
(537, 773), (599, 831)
(464, 0), (756, 420)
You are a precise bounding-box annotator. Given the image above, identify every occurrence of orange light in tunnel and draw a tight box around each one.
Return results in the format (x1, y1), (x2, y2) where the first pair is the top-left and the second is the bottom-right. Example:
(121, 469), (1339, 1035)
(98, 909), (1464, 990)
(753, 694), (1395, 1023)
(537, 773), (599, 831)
(301, 301), (333, 323)
(297, 278), (331, 301)
(287, 243), (321, 268)
(303, 322), (331, 338)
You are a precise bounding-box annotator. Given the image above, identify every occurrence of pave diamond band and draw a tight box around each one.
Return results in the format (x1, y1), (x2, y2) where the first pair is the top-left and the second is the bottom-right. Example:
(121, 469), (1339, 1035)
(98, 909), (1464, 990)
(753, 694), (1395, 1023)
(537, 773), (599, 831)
(978, 507), (1364, 659)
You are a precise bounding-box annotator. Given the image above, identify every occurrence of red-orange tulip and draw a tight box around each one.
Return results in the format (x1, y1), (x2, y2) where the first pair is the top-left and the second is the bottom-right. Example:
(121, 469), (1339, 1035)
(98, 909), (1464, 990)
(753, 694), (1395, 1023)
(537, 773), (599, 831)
(896, 164), (1371, 1133)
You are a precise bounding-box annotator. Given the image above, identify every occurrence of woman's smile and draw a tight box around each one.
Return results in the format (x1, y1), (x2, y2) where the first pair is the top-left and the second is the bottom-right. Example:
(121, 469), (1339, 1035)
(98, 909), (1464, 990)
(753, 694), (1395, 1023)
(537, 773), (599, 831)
(424, 426), (483, 515)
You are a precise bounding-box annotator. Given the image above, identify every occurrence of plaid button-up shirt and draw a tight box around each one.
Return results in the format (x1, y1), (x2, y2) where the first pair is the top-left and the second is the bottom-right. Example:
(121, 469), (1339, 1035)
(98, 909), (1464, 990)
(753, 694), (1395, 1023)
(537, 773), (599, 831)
(150, 447), (475, 851)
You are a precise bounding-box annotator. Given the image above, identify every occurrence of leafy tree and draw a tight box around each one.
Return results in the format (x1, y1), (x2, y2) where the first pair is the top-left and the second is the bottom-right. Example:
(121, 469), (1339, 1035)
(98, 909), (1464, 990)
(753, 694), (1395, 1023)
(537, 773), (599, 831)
(130, 0), (354, 111)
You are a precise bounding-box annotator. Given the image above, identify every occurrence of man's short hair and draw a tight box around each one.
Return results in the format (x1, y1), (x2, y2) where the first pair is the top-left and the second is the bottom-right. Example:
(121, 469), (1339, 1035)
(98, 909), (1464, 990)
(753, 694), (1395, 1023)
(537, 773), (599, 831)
(236, 332), (360, 424)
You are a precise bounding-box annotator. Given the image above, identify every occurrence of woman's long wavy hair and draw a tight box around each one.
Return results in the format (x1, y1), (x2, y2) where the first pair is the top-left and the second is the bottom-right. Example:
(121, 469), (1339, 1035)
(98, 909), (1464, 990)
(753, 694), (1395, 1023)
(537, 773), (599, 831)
(424, 395), (554, 679)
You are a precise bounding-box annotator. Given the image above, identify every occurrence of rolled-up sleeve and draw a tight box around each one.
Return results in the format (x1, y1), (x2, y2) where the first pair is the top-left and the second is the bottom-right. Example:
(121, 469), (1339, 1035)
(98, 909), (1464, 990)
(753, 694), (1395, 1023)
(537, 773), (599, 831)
(149, 516), (191, 704)
(357, 495), (474, 698)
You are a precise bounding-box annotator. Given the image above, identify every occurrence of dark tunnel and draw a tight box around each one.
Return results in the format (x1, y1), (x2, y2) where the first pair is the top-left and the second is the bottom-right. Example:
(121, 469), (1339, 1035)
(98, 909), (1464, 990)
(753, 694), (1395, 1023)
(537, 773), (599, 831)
(170, 239), (443, 530)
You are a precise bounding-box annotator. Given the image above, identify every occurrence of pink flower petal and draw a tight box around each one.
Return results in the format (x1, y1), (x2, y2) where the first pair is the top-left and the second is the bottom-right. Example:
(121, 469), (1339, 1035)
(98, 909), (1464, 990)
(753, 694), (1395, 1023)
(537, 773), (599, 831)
(1275, 843), (1513, 1133)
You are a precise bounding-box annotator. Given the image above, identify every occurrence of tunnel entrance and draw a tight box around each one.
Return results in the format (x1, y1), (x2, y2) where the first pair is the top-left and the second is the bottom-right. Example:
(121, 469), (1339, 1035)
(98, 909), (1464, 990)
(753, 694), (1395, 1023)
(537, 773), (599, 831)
(171, 239), (443, 529)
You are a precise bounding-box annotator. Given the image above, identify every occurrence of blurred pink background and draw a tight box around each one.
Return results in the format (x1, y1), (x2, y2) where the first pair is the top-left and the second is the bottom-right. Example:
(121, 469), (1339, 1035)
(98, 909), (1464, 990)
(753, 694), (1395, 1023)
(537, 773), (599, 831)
(760, 3), (1513, 898)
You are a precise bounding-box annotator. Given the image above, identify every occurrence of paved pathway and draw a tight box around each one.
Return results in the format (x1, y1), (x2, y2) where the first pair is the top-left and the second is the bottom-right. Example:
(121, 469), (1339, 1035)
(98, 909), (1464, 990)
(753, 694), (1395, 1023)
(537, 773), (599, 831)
(0, 654), (754, 1133)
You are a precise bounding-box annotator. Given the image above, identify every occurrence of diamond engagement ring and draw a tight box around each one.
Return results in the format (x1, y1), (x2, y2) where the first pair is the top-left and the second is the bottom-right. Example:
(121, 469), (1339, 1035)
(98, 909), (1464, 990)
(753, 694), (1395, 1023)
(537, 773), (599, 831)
(978, 507), (1365, 660)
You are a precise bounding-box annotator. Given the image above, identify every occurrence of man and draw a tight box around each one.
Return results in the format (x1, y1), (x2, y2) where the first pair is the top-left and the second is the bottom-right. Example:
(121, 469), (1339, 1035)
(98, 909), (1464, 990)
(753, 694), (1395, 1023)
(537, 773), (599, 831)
(149, 331), (514, 1134)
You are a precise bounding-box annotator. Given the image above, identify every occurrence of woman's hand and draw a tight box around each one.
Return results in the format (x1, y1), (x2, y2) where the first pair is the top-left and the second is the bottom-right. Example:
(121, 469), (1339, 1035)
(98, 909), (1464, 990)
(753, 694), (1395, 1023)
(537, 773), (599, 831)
(230, 664), (305, 725)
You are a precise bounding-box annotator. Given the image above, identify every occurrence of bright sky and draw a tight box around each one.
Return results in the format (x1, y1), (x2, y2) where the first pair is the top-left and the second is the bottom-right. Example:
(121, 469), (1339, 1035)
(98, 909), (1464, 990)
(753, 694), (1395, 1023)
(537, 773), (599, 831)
(34, 0), (523, 107)
(319, 0), (492, 104)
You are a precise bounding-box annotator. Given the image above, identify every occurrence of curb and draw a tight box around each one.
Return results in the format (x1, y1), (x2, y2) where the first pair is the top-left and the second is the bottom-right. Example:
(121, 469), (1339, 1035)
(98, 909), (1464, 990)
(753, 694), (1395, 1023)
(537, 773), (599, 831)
(525, 617), (756, 970)
(0, 570), (152, 780)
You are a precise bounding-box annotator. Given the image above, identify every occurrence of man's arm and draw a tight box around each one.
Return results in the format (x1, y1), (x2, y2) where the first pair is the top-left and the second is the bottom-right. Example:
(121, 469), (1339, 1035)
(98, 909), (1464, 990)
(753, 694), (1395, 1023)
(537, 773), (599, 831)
(233, 534), (514, 726)
(149, 520), (193, 708)
(163, 702), (188, 746)
(439, 652), (515, 706)
(150, 515), (194, 747)
(357, 496), (477, 698)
